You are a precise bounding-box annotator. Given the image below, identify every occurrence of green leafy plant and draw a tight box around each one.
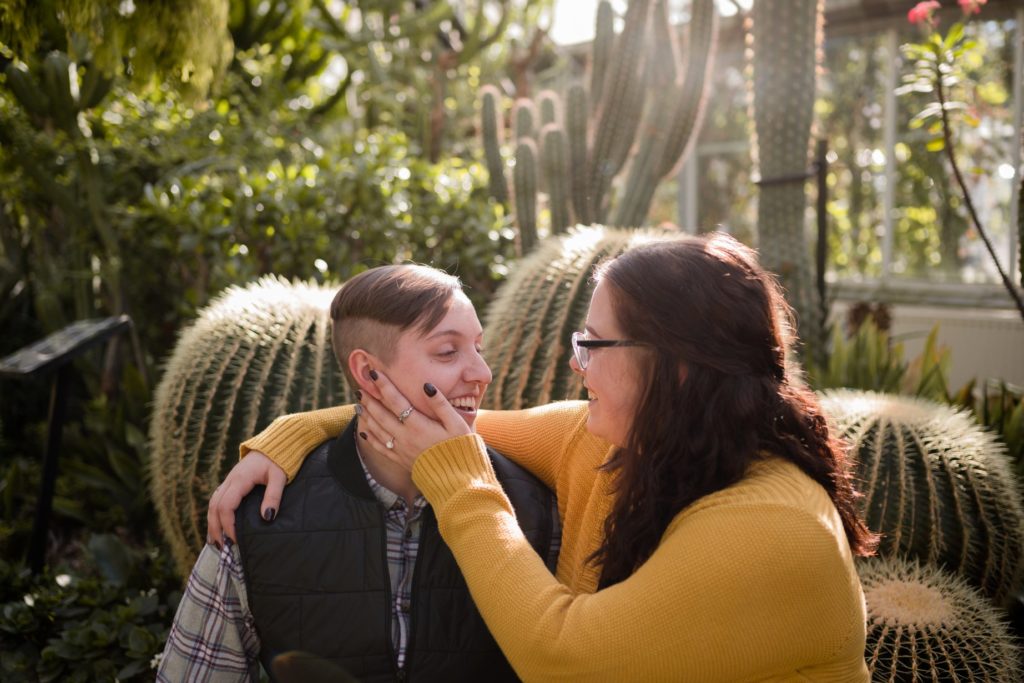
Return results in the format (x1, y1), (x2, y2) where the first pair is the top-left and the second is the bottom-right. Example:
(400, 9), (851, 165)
(897, 0), (1024, 320)
(0, 539), (181, 682)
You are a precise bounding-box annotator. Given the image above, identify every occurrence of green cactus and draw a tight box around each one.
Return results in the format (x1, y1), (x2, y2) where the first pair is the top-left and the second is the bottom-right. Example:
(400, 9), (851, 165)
(477, 0), (717, 246)
(819, 389), (1024, 605)
(480, 85), (508, 204)
(149, 276), (351, 577)
(514, 138), (538, 255)
(748, 0), (826, 364)
(541, 124), (571, 234)
(484, 225), (672, 409)
(538, 90), (560, 127)
(513, 99), (537, 141)
(859, 556), (1021, 681)
(589, 0), (615, 114)
(566, 84), (591, 226)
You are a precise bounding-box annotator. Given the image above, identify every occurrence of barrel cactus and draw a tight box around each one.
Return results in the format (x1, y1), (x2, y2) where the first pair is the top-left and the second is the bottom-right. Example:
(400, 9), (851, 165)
(820, 389), (1024, 604)
(484, 225), (672, 410)
(149, 276), (351, 577)
(860, 556), (1021, 681)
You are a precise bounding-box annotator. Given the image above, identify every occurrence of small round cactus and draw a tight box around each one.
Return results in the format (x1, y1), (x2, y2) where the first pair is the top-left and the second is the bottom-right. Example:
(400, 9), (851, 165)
(149, 276), (352, 577)
(860, 556), (1021, 681)
(821, 389), (1024, 604)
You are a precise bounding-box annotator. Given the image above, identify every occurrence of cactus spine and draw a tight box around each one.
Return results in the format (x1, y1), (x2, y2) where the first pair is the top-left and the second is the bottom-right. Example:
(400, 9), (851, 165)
(819, 389), (1024, 605)
(748, 0), (826, 361)
(149, 277), (351, 577)
(480, 85), (508, 203)
(478, 0), (717, 245)
(859, 557), (1021, 681)
(484, 226), (673, 409)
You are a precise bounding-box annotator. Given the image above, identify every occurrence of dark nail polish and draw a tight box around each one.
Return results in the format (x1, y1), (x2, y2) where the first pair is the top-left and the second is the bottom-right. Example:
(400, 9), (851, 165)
(214, 541), (222, 551)
(355, 389), (362, 401)
(359, 431), (368, 440)
(223, 536), (233, 548)
(424, 383), (437, 397)
(369, 369), (379, 381)
(263, 508), (276, 522)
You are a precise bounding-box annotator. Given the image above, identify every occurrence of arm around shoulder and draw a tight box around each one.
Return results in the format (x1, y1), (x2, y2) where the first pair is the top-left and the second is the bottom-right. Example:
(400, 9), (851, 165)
(240, 404), (355, 481)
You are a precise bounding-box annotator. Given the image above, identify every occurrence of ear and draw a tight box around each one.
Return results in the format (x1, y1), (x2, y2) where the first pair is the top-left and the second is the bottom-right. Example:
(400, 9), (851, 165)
(348, 349), (384, 400)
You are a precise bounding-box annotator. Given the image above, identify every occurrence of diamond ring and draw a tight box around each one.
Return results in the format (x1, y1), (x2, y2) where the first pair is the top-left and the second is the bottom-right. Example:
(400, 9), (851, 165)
(385, 437), (395, 450)
(397, 406), (414, 424)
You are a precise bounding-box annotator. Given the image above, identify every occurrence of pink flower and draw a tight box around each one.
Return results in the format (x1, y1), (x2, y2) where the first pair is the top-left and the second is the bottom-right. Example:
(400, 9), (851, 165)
(908, 0), (941, 26)
(957, 0), (986, 14)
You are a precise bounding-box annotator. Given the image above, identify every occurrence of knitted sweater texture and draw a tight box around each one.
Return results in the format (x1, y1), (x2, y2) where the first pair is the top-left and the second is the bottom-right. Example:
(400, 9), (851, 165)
(241, 401), (869, 682)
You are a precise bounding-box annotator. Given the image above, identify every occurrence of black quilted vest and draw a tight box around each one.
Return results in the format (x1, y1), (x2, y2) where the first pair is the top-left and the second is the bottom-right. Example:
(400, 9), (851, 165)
(236, 421), (556, 682)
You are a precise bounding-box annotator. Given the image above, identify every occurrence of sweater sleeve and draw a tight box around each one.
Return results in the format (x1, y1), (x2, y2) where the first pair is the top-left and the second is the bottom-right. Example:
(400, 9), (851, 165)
(475, 401), (601, 489)
(239, 405), (355, 481)
(413, 436), (865, 682)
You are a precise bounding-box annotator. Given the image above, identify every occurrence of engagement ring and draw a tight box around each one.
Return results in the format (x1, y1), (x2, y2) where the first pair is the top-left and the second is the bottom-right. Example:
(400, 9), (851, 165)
(385, 437), (395, 450)
(397, 406), (414, 423)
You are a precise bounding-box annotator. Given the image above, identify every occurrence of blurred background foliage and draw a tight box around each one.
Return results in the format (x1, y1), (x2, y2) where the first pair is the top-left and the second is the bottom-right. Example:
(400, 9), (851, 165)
(0, 0), (1022, 679)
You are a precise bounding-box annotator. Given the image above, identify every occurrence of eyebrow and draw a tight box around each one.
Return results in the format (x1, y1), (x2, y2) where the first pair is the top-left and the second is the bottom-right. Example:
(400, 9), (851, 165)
(425, 328), (483, 341)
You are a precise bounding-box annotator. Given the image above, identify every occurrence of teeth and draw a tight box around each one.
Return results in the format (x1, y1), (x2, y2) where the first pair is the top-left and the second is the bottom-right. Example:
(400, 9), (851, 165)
(450, 397), (476, 410)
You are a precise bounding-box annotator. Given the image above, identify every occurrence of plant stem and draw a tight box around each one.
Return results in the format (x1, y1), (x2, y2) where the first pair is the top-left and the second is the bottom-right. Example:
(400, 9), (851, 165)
(935, 58), (1024, 322)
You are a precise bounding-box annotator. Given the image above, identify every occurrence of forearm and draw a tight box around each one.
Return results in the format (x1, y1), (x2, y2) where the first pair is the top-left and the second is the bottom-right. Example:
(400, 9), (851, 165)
(476, 402), (597, 488)
(240, 405), (355, 480)
(413, 440), (860, 681)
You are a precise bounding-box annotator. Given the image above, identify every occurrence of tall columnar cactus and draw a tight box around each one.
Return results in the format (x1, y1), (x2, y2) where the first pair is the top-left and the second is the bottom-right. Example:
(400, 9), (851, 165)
(748, 0), (826, 363)
(480, 85), (508, 203)
(540, 124), (571, 235)
(149, 277), (350, 577)
(514, 138), (539, 254)
(478, 0), (717, 241)
(483, 225), (672, 409)
(819, 389), (1024, 605)
(859, 556), (1021, 681)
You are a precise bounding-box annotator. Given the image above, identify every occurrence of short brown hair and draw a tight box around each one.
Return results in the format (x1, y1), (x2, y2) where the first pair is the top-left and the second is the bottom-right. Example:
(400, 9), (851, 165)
(330, 265), (463, 382)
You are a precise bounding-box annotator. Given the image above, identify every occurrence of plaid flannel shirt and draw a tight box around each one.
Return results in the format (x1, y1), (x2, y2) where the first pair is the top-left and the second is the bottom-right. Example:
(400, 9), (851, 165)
(156, 451), (427, 682)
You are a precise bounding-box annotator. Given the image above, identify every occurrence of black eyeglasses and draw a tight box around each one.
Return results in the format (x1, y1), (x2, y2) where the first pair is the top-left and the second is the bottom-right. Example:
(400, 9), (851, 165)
(570, 331), (649, 370)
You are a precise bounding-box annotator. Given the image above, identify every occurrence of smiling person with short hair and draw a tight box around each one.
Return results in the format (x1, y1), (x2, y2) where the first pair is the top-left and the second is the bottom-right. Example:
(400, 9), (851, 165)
(158, 264), (558, 683)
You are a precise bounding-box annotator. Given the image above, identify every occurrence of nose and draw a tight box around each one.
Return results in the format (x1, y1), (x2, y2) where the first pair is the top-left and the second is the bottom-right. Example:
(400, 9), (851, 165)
(466, 348), (493, 386)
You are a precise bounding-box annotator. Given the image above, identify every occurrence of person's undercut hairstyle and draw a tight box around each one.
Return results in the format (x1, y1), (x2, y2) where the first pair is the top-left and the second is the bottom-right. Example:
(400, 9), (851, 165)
(330, 264), (464, 383)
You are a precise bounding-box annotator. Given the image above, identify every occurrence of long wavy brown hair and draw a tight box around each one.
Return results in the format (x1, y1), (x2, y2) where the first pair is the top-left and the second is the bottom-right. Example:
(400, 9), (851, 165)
(590, 233), (877, 588)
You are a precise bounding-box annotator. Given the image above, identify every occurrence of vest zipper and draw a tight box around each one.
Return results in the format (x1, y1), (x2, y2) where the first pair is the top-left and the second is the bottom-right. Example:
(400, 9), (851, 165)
(379, 506), (400, 679)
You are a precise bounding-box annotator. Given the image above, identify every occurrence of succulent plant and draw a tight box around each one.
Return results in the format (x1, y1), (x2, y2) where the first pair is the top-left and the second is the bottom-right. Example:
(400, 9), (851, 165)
(820, 389), (1024, 604)
(859, 556), (1021, 681)
(148, 276), (350, 576)
(748, 0), (826, 363)
(484, 225), (672, 409)
(479, 0), (717, 241)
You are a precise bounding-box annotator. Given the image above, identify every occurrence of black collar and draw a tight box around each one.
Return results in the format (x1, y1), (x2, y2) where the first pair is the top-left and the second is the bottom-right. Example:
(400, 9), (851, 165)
(326, 419), (376, 502)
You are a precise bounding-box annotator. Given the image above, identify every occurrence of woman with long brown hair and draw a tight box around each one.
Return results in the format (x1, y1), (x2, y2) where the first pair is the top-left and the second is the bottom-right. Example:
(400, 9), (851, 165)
(210, 233), (875, 681)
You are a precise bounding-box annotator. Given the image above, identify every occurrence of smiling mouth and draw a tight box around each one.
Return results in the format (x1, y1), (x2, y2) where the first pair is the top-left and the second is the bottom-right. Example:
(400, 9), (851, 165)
(450, 396), (477, 413)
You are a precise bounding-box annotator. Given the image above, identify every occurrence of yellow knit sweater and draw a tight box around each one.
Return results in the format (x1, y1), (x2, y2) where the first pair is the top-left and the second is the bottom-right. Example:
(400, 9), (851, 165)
(241, 401), (869, 682)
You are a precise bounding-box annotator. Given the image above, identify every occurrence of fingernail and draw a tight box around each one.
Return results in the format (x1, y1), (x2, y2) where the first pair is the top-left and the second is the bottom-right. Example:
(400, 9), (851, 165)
(355, 404), (364, 415)
(359, 431), (368, 440)
(424, 383), (437, 397)
(355, 389), (362, 401)
(223, 536), (232, 548)
(369, 369), (379, 381)
(214, 541), (222, 551)
(263, 508), (276, 522)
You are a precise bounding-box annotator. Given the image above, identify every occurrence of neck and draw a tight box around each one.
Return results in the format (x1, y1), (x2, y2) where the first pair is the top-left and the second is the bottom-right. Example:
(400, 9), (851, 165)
(355, 435), (420, 508)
